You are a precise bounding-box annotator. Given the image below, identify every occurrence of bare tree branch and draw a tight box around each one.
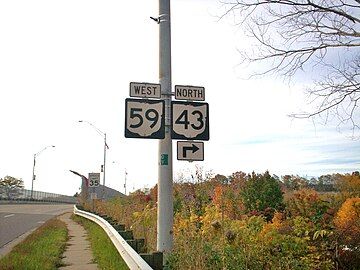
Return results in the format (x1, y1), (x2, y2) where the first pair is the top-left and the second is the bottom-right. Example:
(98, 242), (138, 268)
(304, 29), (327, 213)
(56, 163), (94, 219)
(220, 0), (360, 136)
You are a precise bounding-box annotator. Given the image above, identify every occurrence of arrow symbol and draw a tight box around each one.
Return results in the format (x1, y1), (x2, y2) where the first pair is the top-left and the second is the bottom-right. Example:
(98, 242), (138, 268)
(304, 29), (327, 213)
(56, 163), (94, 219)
(183, 144), (199, 158)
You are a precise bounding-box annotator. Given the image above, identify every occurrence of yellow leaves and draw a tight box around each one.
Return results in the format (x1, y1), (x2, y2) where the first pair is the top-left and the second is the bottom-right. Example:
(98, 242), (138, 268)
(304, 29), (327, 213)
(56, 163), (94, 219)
(334, 197), (360, 233)
(212, 186), (223, 208)
(189, 212), (200, 223)
(261, 213), (284, 238)
(313, 229), (333, 240)
(335, 173), (360, 196)
(271, 211), (284, 229)
(132, 211), (141, 219)
(173, 205), (227, 240)
(131, 204), (156, 228)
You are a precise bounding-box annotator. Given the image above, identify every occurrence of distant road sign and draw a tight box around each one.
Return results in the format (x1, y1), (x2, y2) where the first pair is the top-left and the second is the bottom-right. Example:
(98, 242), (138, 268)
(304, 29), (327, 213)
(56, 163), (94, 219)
(175, 85), (205, 101)
(171, 101), (209, 140)
(125, 98), (165, 139)
(177, 141), (204, 161)
(88, 173), (100, 187)
(130, 82), (161, 99)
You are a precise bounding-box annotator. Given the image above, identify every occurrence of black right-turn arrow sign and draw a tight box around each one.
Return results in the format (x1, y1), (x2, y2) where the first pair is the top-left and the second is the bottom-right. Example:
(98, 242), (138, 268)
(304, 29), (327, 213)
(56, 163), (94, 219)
(177, 141), (204, 161)
(183, 144), (199, 158)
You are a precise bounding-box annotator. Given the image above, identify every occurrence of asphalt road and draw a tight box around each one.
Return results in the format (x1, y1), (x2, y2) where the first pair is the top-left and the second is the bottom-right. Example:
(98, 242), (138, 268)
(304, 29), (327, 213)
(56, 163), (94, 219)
(0, 204), (73, 255)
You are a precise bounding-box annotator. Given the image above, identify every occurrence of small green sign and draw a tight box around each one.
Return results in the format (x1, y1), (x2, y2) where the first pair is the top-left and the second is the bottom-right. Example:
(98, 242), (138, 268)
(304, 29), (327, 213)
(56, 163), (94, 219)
(161, 154), (168, 165)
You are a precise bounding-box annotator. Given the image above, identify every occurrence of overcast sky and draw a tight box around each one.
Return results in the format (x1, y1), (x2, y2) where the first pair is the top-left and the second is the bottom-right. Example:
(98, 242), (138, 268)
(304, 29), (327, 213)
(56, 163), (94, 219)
(1, 0), (359, 196)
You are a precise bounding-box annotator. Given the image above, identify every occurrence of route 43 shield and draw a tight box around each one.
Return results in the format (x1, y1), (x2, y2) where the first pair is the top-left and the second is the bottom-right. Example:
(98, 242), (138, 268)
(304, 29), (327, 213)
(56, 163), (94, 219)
(171, 101), (209, 141)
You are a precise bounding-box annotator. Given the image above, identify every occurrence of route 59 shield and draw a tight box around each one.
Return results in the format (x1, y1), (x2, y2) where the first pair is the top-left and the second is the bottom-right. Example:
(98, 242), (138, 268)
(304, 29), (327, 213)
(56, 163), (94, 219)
(125, 98), (165, 139)
(171, 101), (209, 141)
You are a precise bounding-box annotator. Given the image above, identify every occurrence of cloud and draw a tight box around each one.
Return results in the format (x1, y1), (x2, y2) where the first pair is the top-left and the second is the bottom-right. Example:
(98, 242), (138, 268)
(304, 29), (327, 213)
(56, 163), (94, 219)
(303, 158), (360, 166)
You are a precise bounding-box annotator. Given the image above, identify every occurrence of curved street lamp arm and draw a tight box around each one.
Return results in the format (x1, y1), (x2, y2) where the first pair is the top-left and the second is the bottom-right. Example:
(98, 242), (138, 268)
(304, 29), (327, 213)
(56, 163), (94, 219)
(78, 120), (105, 137)
(35, 145), (55, 157)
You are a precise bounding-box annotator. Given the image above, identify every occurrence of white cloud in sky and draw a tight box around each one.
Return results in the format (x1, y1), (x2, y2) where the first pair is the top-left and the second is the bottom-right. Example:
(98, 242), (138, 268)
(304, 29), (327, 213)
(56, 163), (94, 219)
(0, 0), (358, 196)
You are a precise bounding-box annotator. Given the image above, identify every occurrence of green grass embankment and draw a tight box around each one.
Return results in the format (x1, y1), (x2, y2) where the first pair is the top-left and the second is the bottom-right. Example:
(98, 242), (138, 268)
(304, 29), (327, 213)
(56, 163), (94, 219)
(72, 214), (129, 270)
(0, 218), (68, 270)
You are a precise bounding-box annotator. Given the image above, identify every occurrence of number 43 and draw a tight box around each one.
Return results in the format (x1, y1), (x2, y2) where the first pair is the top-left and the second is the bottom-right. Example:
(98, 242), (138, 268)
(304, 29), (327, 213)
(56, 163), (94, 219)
(175, 110), (204, 130)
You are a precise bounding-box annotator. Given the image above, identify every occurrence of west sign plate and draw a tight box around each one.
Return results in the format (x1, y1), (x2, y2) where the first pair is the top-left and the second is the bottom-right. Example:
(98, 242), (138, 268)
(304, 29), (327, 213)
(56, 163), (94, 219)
(125, 98), (165, 139)
(177, 141), (204, 161)
(129, 82), (161, 99)
(171, 101), (209, 141)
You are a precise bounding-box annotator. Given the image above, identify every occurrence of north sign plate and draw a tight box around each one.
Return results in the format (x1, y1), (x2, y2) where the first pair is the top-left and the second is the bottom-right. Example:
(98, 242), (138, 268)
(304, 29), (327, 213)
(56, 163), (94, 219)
(177, 141), (204, 161)
(175, 85), (205, 101)
(125, 98), (165, 139)
(129, 82), (161, 99)
(171, 101), (209, 141)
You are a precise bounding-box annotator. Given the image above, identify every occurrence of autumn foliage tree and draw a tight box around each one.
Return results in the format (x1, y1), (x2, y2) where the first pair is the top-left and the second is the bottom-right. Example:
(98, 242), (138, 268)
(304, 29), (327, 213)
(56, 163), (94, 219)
(84, 169), (360, 269)
(334, 197), (360, 269)
(334, 197), (360, 247)
(335, 171), (360, 197)
(282, 175), (308, 190)
(241, 171), (284, 219)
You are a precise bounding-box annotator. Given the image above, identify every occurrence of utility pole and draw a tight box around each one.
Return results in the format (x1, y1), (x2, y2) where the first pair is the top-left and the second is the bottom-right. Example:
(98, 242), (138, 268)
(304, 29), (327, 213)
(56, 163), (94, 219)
(124, 169), (127, 196)
(31, 145), (55, 200)
(157, 0), (173, 252)
(31, 154), (36, 199)
(103, 133), (107, 200)
(78, 120), (107, 200)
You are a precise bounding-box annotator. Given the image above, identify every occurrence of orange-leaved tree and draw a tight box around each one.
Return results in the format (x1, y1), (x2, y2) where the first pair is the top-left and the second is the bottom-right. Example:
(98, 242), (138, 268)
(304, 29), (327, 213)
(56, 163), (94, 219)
(334, 197), (360, 247)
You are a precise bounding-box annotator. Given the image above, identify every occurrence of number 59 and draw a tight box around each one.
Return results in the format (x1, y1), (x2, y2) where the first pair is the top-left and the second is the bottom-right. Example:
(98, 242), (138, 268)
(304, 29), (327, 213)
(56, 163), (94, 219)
(129, 108), (159, 129)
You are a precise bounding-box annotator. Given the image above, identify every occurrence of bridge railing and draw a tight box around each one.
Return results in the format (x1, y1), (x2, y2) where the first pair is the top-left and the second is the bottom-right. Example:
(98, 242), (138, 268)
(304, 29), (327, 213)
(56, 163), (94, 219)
(0, 188), (77, 204)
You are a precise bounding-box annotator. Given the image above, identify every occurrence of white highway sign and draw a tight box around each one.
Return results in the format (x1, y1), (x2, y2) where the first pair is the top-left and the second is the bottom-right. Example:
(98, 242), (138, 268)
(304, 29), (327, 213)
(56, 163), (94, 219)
(88, 173), (100, 187)
(171, 101), (209, 141)
(125, 98), (165, 139)
(175, 85), (205, 101)
(130, 82), (161, 99)
(177, 141), (204, 161)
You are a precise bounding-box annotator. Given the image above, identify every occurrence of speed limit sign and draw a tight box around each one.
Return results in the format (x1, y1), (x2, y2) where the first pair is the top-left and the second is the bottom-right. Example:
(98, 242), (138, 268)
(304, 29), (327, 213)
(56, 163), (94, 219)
(88, 173), (100, 187)
(171, 101), (209, 141)
(125, 98), (165, 139)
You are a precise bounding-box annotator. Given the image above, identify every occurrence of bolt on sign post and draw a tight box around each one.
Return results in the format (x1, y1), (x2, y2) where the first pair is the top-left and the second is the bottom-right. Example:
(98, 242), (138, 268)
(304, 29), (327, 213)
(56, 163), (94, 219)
(124, 0), (210, 255)
(123, 4), (173, 252)
(88, 173), (100, 211)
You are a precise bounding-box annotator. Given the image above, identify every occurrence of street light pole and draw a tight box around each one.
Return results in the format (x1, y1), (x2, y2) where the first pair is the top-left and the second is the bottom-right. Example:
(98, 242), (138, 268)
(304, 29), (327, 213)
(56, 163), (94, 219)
(31, 154), (36, 199)
(157, 0), (173, 253)
(112, 161), (127, 196)
(78, 120), (108, 200)
(103, 133), (107, 197)
(31, 145), (55, 199)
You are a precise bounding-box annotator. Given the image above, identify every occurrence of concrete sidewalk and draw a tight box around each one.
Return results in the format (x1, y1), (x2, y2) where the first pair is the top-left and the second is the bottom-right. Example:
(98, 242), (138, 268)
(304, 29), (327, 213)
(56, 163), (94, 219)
(58, 212), (98, 270)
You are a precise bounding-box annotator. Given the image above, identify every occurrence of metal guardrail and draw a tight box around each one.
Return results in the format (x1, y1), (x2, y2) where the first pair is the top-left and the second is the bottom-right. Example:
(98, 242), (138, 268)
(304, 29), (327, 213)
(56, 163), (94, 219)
(73, 205), (153, 270)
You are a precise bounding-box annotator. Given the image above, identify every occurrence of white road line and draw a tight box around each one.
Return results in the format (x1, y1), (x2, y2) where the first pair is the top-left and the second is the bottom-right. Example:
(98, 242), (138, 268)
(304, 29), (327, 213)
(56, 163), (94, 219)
(3, 214), (15, 218)
(37, 221), (45, 224)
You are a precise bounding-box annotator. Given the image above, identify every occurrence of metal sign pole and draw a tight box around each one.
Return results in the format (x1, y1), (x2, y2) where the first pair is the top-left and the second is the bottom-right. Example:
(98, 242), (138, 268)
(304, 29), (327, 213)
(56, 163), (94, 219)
(157, 0), (173, 252)
(102, 133), (107, 200)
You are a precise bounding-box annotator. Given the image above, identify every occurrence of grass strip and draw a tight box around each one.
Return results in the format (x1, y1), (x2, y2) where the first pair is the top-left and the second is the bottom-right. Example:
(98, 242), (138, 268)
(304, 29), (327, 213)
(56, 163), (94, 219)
(0, 218), (68, 270)
(72, 214), (129, 270)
